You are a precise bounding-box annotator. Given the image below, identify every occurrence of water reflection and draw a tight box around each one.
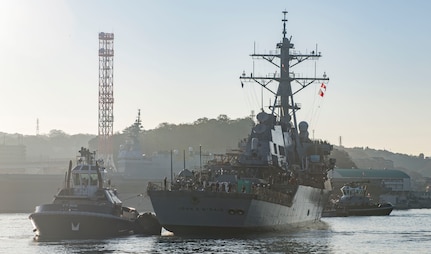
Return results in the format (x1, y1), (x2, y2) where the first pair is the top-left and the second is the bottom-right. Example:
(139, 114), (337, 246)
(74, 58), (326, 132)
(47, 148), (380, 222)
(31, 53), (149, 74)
(31, 222), (332, 253)
(154, 222), (332, 253)
(7, 211), (428, 253)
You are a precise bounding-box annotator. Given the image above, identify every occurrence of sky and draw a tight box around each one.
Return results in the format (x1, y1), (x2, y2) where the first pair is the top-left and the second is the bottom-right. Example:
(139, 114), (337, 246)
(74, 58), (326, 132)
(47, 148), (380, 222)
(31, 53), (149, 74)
(0, 0), (430, 156)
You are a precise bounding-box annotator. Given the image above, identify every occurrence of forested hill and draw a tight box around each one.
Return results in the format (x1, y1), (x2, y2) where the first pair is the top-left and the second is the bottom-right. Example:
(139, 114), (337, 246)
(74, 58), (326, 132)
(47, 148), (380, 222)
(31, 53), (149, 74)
(1, 115), (254, 162)
(109, 115), (256, 158)
(2, 115), (430, 178)
(336, 146), (431, 178)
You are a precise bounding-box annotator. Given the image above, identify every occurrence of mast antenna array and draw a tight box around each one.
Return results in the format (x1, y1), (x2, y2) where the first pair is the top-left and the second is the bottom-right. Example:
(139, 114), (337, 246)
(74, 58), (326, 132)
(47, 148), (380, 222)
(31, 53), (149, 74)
(282, 10), (287, 39)
(240, 12), (329, 121)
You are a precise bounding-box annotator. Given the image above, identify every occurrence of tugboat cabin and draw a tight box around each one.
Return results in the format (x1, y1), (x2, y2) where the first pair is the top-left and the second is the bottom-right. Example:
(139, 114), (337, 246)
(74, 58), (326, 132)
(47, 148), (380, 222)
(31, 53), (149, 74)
(50, 148), (125, 216)
(340, 184), (367, 198)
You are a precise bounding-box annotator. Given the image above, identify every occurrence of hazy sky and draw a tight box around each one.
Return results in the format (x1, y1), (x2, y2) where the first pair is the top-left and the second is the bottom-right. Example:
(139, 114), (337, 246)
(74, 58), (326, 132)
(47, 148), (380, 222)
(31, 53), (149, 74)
(1, 0), (430, 156)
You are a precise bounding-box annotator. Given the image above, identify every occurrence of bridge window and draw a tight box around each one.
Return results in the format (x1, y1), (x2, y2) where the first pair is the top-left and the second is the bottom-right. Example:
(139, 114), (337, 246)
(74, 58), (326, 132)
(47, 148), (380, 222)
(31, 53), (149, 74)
(90, 173), (98, 186)
(73, 173), (80, 186)
(81, 174), (89, 186)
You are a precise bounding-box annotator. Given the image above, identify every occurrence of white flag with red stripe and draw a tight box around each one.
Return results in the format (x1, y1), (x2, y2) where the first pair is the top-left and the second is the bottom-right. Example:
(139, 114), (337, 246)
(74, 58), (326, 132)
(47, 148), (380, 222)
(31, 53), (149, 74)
(318, 83), (326, 97)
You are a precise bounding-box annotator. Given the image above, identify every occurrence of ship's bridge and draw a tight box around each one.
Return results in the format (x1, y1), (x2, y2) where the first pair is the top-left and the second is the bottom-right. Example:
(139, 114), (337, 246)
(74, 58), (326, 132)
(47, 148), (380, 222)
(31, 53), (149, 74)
(71, 164), (101, 196)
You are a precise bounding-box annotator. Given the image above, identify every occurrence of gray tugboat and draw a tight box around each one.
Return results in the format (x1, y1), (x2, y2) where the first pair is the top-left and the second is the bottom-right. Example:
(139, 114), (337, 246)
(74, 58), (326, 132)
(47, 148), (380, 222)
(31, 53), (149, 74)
(29, 148), (161, 239)
(147, 11), (336, 235)
(324, 182), (393, 217)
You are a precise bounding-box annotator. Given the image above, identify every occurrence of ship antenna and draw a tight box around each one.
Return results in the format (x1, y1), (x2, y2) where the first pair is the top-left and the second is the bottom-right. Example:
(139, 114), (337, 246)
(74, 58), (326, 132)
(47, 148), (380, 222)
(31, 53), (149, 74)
(282, 10), (288, 39)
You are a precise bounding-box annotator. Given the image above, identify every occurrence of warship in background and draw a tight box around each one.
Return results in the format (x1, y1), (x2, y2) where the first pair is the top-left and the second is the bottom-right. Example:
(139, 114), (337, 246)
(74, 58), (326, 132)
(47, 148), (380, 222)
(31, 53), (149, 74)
(148, 11), (336, 235)
(116, 109), (161, 179)
(115, 110), (210, 180)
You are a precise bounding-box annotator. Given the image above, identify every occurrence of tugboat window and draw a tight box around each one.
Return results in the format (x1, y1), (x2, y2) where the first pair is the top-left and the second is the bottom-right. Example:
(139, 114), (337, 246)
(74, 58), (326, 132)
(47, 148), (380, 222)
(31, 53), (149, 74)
(90, 173), (98, 186)
(73, 173), (80, 186)
(81, 174), (89, 186)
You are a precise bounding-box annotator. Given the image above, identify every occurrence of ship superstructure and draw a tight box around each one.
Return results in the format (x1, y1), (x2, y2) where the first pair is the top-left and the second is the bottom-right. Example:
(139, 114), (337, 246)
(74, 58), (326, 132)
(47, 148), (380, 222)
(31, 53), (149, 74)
(236, 11), (335, 189)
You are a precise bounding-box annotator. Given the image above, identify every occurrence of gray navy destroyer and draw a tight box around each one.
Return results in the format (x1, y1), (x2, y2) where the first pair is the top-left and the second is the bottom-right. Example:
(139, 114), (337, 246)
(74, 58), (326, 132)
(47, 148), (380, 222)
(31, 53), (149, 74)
(148, 11), (336, 235)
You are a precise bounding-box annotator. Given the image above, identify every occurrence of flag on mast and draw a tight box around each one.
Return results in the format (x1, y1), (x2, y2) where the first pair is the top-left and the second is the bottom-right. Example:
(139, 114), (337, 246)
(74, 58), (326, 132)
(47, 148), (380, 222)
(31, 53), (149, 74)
(318, 83), (326, 97)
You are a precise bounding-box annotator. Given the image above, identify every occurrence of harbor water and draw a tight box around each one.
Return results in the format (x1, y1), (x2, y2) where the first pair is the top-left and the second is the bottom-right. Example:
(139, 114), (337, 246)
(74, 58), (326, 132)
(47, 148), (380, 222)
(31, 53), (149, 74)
(0, 209), (429, 253)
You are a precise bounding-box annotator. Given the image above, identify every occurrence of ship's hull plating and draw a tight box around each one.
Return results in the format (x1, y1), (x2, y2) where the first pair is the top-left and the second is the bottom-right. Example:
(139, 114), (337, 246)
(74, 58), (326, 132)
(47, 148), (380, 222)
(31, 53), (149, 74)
(149, 185), (330, 235)
(29, 211), (135, 239)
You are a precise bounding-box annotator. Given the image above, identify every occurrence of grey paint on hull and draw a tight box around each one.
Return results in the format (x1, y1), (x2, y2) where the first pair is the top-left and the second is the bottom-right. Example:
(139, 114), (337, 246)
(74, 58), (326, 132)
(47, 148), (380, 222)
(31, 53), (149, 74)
(149, 185), (330, 234)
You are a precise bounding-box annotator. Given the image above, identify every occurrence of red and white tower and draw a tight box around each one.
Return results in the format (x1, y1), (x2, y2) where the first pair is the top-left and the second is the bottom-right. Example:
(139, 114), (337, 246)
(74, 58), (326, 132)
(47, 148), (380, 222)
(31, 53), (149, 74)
(98, 32), (116, 171)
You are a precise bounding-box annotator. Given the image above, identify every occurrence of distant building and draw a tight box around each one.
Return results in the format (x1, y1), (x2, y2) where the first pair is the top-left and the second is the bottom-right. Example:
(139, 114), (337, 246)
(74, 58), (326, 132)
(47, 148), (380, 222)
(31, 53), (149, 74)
(0, 144), (26, 164)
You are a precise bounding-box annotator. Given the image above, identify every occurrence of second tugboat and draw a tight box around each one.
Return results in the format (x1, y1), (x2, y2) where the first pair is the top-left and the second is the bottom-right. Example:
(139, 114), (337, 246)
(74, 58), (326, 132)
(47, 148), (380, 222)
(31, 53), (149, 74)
(324, 182), (393, 217)
(30, 148), (161, 239)
(148, 11), (336, 235)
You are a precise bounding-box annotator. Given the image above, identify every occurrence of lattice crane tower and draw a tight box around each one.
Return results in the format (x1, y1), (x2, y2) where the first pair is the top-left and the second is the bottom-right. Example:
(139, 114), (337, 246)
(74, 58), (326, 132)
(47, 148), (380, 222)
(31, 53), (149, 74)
(98, 32), (116, 171)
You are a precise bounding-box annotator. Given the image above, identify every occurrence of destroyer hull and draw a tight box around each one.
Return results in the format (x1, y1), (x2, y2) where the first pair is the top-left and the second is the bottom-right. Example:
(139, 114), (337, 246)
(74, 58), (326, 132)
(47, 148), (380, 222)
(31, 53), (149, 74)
(29, 211), (135, 239)
(149, 185), (330, 235)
